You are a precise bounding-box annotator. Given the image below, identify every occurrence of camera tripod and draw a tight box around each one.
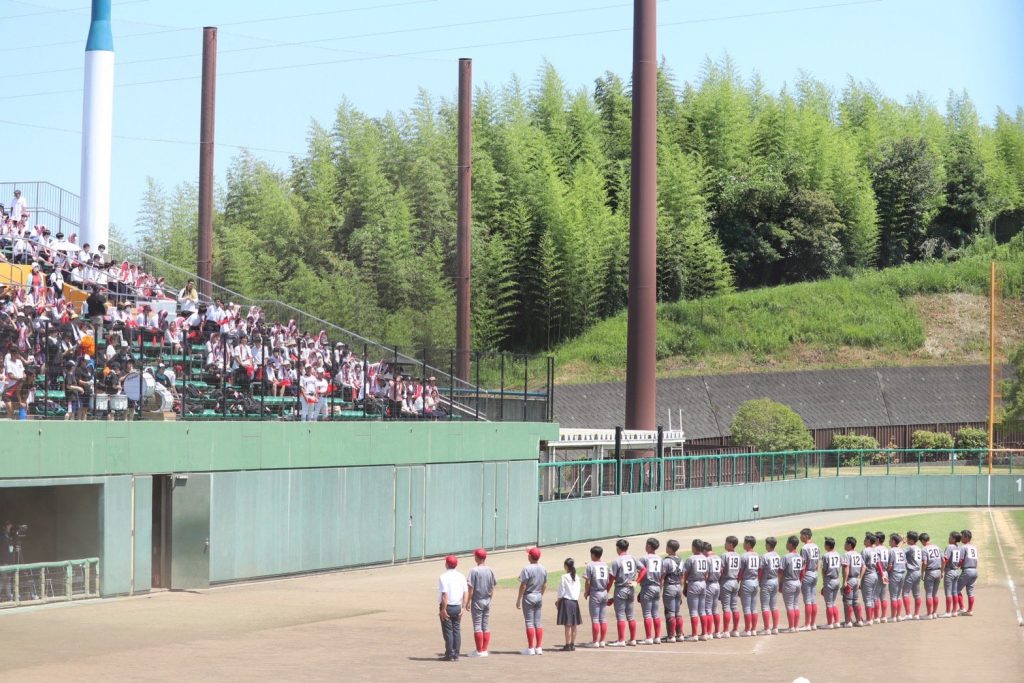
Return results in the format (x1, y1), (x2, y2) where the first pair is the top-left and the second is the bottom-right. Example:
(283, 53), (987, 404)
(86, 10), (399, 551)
(2, 540), (39, 603)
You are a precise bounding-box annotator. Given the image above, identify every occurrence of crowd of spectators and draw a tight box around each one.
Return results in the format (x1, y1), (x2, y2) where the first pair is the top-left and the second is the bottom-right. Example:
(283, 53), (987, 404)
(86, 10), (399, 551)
(1, 190), (448, 422)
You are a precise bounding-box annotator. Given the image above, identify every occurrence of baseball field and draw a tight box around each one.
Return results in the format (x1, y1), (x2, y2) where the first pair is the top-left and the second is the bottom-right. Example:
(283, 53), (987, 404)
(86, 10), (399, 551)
(3, 506), (1022, 682)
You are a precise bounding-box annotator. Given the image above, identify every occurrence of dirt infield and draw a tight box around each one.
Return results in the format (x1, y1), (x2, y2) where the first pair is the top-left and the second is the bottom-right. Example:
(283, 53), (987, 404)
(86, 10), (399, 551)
(3, 507), (1022, 682)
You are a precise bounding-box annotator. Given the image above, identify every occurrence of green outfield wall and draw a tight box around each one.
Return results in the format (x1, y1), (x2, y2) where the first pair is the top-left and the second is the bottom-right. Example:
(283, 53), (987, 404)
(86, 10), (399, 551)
(537, 475), (1024, 545)
(3, 421), (1023, 601)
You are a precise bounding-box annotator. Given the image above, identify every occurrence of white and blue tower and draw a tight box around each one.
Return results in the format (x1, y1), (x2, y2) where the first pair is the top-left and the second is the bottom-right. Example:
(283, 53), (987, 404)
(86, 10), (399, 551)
(79, 0), (114, 248)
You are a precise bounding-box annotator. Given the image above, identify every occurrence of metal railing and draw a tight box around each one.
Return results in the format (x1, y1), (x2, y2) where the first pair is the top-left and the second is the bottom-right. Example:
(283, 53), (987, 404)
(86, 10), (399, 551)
(538, 448), (1024, 501)
(0, 181), (80, 236)
(0, 558), (100, 608)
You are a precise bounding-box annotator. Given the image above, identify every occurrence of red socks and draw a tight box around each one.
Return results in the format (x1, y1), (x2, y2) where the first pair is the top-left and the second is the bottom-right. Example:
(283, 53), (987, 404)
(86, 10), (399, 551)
(772, 610), (780, 629)
(474, 632), (484, 652)
(691, 616), (700, 636)
(653, 617), (662, 639)
(526, 627), (536, 648)
(628, 620), (637, 640)
(666, 617), (676, 638)
(592, 623), (601, 642)
(483, 631), (491, 650)
(733, 611), (741, 632)
(535, 627), (543, 647)
(881, 600), (889, 618)
(644, 618), (653, 639)
(723, 612), (732, 633)
(617, 621), (626, 642)
(968, 596), (975, 612)
(600, 623), (608, 641)
(761, 610), (770, 630)
(714, 614), (722, 633)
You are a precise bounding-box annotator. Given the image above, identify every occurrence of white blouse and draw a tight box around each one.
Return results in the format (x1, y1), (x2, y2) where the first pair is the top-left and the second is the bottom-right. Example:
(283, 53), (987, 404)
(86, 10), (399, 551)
(557, 572), (581, 600)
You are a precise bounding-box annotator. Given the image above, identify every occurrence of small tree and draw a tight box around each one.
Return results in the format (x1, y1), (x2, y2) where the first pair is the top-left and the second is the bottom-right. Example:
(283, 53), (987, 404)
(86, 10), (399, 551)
(954, 427), (988, 450)
(730, 399), (814, 452)
(832, 433), (881, 467)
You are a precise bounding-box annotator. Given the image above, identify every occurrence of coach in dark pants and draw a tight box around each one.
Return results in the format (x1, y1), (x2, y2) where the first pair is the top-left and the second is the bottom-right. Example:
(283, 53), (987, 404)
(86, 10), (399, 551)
(438, 554), (468, 662)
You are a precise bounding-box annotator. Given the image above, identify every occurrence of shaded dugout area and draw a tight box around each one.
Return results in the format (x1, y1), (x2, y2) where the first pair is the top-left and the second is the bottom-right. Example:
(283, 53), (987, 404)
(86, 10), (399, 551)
(0, 485), (102, 564)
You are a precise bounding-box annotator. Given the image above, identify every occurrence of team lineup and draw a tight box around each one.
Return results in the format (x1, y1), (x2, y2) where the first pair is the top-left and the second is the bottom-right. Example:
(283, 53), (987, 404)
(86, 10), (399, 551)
(436, 528), (980, 660)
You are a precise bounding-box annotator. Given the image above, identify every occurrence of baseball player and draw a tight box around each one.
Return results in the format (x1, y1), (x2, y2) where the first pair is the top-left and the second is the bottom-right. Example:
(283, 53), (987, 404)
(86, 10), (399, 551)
(661, 540), (683, 642)
(703, 541), (723, 639)
(720, 535), (742, 638)
(799, 527), (820, 630)
(874, 530), (891, 621)
(840, 536), (865, 627)
(903, 530), (923, 619)
(466, 548), (497, 657)
(958, 529), (979, 616)
(820, 536), (842, 628)
(921, 532), (943, 618)
(515, 547), (547, 655)
(682, 539), (709, 641)
(941, 531), (962, 618)
(860, 532), (888, 624)
(759, 536), (782, 635)
(608, 538), (641, 646)
(886, 533), (907, 621)
(583, 545), (610, 647)
(780, 536), (804, 633)
(738, 536), (761, 636)
(637, 537), (663, 644)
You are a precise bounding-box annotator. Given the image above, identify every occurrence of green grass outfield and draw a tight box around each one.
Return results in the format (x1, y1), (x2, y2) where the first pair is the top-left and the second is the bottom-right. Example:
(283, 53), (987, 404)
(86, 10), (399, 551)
(1012, 509), (1024, 541)
(497, 510), (976, 590)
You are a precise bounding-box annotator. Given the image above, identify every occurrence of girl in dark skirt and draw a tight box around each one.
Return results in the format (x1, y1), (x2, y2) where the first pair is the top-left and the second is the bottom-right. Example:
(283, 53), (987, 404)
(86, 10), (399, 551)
(557, 558), (583, 650)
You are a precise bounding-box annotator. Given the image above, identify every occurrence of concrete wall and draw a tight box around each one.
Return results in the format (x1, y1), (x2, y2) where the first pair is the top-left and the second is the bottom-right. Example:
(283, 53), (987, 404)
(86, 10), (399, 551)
(538, 475), (1024, 546)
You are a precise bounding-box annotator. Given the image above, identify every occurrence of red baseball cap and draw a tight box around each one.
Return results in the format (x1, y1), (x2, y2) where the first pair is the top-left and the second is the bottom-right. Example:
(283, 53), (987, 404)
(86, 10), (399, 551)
(444, 555), (458, 569)
(528, 547), (541, 561)
(474, 548), (487, 560)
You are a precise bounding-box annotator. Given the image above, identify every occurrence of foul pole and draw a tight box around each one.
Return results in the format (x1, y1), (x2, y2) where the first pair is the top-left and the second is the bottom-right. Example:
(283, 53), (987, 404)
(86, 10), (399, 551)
(989, 260), (996, 475)
(79, 0), (114, 249)
(625, 0), (657, 432)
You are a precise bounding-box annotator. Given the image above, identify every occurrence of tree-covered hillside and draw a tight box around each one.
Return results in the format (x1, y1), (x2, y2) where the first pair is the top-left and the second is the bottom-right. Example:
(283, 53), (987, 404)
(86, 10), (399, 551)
(135, 56), (1024, 354)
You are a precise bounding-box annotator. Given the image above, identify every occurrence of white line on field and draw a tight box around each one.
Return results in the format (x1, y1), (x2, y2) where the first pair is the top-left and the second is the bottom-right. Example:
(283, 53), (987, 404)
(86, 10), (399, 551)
(986, 509), (1024, 636)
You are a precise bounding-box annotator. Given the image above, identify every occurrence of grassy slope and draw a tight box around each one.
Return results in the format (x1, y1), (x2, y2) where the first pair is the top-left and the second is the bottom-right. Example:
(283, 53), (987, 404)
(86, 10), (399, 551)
(554, 243), (1024, 385)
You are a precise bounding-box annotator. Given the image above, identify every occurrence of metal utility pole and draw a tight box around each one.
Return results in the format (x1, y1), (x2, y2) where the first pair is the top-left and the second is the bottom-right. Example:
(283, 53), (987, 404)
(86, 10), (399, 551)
(625, 0), (657, 432)
(455, 57), (473, 382)
(197, 26), (217, 300)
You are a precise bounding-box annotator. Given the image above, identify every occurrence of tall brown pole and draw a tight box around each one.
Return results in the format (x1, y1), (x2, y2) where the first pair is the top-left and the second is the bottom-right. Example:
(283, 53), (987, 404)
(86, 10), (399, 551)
(197, 26), (217, 300)
(455, 58), (473, 382)
(625, 0), (657, 432)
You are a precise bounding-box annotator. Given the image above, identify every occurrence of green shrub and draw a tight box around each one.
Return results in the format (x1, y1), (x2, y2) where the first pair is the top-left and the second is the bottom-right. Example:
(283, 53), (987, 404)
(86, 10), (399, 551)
(832, 434), (881, 467)
(730, 399), (814, 452)
(912, 430), (955, 460)
(954, 427), (988, 450)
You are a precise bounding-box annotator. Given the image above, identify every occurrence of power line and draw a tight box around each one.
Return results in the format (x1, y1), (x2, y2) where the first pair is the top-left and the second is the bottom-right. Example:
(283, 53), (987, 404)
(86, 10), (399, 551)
(0, 0), (154, 21)
(13, 2), (642, 79)
(0, 0), (440, 52)
(0, 0), (888, 102)
(0, 116), (301, 156)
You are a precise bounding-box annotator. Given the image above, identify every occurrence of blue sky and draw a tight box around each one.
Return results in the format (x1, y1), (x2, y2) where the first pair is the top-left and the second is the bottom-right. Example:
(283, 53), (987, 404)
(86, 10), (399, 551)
(1, 0), (1022, 241)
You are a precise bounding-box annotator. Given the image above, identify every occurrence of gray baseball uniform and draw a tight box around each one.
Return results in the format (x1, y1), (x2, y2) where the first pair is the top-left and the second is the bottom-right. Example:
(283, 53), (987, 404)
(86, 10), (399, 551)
(841, 550), (863, 607)
(662, 555), (682, 619)
(800, 542), (820, 606)
(942, 543), (961, 597)
(519, 563), (547, 628)
(704, 554), (722, 616)
(873, 545), (891, 603)
(923, 544), (943, 599)
(822, 550), (842, 607)
(887, 545), (906, 603)
(638, 553), (663, 620)
(585, 561), (610, 624)
(860, 546), (879, 608)
(720, 550), (741, 614)
(610, 553), (639, 622)
(904, 544), (923, 599)
(959, 543), (978, 597)
(781, 552), (803, 612)
(760, 551), (781, 612)
(683, 553), (709, 617)
(739, 551), (761, 615)
(468, 565), (497, 633)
